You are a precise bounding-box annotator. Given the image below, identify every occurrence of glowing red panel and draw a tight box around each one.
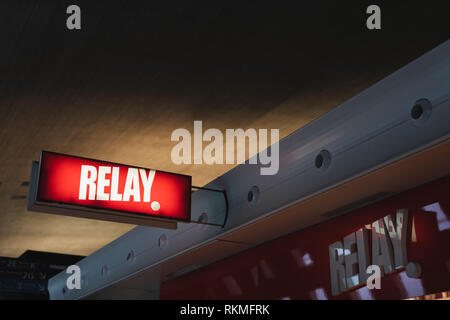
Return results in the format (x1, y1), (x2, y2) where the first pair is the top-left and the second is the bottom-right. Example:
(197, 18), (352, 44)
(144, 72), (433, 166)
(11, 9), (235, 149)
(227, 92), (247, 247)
(36, 151), (191, 222)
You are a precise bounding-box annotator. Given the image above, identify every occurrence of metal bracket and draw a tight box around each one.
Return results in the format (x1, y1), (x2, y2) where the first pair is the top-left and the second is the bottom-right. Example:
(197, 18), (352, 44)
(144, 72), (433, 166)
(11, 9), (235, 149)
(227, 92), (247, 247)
(190, 186), (229, 228)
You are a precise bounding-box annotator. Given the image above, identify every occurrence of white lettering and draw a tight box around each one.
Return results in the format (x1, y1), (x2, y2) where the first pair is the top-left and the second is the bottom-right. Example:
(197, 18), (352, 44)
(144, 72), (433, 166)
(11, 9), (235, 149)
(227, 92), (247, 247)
(96, 166), (111, 201)
(79, 166), (159, 204)
(79, 165), (97, 200)
(66, 265), (81, 290)
(170, 121), (280, 176)
(110, 167), (122, 201)
(329, 209), (409, 295)
(329, 241), (347, 296)
(171, 128), (191, 165)
(139, 169), (156, 202)
(66, 5), (81, 30)
(366, 265), (381, 289)
(366, 5), (381, 30)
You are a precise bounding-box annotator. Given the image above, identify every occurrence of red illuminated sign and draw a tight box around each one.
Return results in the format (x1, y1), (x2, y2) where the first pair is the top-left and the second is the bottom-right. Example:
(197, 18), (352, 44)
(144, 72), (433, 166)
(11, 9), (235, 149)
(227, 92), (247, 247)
(28, 151), (191, 228)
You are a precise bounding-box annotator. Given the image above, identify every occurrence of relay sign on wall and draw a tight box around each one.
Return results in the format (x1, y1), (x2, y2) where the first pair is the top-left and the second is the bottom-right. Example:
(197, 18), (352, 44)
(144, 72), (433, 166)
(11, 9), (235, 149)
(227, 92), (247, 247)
(27, 151), (191, 229)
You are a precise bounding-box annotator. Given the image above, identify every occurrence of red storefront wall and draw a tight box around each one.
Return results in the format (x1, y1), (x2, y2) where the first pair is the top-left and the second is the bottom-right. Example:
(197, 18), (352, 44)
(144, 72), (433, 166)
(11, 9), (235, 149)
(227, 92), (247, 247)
(161, 176), (450, 300)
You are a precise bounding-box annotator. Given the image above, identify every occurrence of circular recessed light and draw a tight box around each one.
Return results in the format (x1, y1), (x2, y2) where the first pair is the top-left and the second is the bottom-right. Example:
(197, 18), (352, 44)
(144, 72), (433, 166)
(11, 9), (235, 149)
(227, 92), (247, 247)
(126, 250), (135, 263)
(411, 104), (424, 120)
(247, 186), (260, 204)
(410, 98), (432, 125)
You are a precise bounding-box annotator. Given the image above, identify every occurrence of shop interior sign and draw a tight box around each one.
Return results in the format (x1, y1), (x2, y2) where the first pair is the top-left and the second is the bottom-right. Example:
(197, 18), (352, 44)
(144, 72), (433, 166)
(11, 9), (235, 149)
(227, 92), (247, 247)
(27, 151), (191, 229)
(329, 209), (410, 296)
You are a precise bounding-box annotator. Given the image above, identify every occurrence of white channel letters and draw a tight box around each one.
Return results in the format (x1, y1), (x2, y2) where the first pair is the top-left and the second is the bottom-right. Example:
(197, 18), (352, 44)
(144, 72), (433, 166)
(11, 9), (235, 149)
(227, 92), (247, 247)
(329, 209), (408, 295)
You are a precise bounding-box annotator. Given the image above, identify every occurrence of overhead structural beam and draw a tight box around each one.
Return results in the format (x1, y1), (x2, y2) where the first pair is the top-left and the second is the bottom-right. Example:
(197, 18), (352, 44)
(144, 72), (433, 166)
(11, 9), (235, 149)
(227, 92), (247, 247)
(48, 40), (450, 299)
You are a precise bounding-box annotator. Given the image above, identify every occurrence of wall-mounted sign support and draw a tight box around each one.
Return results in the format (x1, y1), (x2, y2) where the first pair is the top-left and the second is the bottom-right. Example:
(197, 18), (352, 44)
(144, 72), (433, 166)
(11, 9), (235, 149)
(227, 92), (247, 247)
(27, 151), (192, 230)
(190, 186), (228, 228)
